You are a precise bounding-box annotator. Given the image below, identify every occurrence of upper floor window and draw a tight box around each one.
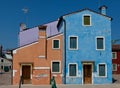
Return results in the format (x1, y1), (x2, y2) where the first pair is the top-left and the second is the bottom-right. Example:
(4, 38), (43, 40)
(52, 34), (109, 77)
(112, 52), (117, 59)
(83, 15), (91, 26)
(112, 64), (117, 71)
(52, 39), (60, 49)
(96, 37), (105, 50)
(51, 61), (60, 73)
(98, 64), (107, 77)
(69, 36), (78, 50)
(69, 63), (77, 77)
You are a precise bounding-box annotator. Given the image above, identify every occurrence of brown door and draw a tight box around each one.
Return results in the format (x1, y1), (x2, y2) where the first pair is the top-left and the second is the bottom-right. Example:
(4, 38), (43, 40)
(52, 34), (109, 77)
(83, 64), (92, 84)
(22, 65), (31, 84)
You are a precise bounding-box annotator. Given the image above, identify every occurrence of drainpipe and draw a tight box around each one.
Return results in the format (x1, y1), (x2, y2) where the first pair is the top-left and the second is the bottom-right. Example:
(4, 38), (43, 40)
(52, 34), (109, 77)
(62, 17), (66, 84)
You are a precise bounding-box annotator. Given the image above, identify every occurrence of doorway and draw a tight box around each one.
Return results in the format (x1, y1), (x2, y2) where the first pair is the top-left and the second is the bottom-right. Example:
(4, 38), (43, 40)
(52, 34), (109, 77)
(22, 65), (31, 84)
(83, 64), (92, 84)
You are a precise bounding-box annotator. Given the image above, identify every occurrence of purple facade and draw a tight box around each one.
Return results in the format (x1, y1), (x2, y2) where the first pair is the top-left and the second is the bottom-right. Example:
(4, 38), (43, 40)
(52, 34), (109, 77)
(19, 21), (59, 47)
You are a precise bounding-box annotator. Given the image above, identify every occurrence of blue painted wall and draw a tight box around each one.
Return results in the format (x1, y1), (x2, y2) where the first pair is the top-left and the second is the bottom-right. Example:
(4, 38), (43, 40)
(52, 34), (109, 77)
(59, 9), (112, 84)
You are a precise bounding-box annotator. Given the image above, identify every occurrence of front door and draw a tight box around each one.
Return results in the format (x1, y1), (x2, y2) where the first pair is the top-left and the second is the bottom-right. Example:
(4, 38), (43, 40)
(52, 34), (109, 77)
(83, 64), (92, 84)
(22, 65), (31, 84)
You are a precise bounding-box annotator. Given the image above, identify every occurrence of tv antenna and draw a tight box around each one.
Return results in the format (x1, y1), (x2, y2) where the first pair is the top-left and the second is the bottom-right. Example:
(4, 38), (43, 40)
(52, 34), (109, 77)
(22, 8), (29, 25)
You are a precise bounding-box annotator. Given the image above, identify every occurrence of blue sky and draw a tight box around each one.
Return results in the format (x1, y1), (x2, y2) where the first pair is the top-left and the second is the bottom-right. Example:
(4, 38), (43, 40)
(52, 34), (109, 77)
(0, 0), (119, 49)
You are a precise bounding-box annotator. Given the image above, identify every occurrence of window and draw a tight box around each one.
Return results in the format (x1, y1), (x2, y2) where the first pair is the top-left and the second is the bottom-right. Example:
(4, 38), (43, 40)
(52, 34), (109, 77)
(96, 37), (105, 50)
(69, 64), (77, 76)
(83, 15), (91, 26)
(69, 36), (78, 50)
(98, 64), (106, 77)
(112, 52), (117, 59)
(53, 40), (60, 49)
(112, 64), (117, 71)
(52, 61), (60, 73)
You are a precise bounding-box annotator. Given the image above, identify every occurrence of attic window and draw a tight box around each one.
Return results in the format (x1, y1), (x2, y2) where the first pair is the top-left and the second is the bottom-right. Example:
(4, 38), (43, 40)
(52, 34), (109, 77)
(83, 15), (91, 26)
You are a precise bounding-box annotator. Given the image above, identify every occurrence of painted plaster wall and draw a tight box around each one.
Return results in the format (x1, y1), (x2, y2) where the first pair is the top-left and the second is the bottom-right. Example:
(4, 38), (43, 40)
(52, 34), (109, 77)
(19, 21), (59, 47)
(60, 10), (112, 84)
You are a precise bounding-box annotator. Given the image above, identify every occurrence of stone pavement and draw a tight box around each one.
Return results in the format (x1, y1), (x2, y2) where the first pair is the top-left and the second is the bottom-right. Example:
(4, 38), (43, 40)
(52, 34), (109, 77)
(1, 84), (120, 88)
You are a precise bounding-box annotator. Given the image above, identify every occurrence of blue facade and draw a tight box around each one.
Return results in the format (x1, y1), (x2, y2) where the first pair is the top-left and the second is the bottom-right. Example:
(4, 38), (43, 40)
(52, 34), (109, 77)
(58, 8), (112, 84)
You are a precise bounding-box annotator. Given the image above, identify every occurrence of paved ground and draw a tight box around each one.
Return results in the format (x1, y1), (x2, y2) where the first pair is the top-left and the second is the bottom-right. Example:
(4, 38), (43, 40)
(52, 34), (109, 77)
(0, 71), (12, 85)
(0, 71), (120, 88)
(1, 84), (120, 88)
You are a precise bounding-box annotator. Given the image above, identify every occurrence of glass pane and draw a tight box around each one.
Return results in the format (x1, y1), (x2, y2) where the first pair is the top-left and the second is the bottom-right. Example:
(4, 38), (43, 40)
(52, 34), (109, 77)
(52, 62), (59, 72)
(53, 40), (59, 48)
(84, 16), (90, 25)
(97, 38), (103, 49)
(112, 64), (117, 71)
(70, 37), (77, 49)
(69, 64), (76, 76)
(112, 53), (116, 58)
(99, 64), (105, 76)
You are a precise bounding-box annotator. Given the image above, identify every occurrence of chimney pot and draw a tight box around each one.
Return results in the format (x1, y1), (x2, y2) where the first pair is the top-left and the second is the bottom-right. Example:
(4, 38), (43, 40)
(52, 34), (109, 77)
(99, 5), (107, 15)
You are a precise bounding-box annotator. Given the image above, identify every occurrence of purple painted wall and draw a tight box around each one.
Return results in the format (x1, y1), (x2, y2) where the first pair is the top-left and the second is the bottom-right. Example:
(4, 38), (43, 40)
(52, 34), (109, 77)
(19, 27), (39, 47)
(18, 21), (59, 47)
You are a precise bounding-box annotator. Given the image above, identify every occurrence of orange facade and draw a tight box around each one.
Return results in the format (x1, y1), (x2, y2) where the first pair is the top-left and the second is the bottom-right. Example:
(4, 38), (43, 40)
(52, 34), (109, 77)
(13, 26), (63, 85)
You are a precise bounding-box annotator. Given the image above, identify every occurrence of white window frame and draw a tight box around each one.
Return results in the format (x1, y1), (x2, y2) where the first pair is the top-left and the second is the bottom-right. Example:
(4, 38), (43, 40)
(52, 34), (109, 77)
(97, 63), (107, 77)
(51, 60), (61, 73)
(96, 36), (105, 50)
(112, 52), (117, 59)
(112, 64), (117, 71)
(52, 39), (60, 49)
(68, 63), (78, 77)
(69, 36), (78, 50)
(82, 14), (92, 26)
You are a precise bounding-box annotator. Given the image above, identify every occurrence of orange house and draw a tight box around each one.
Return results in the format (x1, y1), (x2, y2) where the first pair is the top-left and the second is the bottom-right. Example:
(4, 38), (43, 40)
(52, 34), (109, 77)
(13, 25), (63, 85)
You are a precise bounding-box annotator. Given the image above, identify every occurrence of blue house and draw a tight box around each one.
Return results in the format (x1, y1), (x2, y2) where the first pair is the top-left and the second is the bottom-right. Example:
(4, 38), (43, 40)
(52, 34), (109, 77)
(57, 6), (112, 84)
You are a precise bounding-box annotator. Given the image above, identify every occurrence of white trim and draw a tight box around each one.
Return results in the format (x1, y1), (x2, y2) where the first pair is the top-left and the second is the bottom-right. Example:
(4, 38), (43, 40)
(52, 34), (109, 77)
(15, 42), (38, 51)
(51, 60), (61, 73)
(52, 39), (60, 49)
(47, 33), (63, 40)
(95, 36), (105, 50)
(68, 63), (78, 77)
(82, 63), (93, 84)
(97, 63), (107, 78)
(112, 64), (117, 71)
(13, 50), (17, 54)
(39, 36), (46, 38)
(68, 36), (78, 50)
(38, 56), (45, 58)
(82, 14), (92, 26)
(112, 52), (117, 59)
(34, 67), (50, 70)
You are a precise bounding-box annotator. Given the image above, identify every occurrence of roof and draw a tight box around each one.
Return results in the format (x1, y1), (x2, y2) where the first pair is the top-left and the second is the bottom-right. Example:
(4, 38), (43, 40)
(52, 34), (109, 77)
(61, 8), (112, 20)
(112, 45), (120, 51)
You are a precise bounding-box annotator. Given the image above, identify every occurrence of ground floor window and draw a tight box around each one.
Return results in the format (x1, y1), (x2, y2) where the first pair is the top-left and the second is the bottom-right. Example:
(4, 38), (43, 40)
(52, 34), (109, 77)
(52, 61), (60, 73)
(98, 64), (106, 77)
(112, 64), (117, 71)
(69, 63), (77, 76)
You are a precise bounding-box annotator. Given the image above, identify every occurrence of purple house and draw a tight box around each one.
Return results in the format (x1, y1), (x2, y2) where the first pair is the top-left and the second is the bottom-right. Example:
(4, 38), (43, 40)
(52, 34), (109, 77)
(19, 21), (59, 47)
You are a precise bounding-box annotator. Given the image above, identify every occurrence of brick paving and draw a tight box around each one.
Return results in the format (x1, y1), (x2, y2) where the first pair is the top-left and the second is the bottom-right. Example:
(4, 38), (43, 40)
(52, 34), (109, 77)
(0, 71), (120, 88)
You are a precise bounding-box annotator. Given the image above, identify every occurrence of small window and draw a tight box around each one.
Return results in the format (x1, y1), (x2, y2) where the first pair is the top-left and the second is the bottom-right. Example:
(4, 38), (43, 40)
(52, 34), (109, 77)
(112, 64), (117, 71)
(53, 40), (60, 49)
(1, 59), (3, 62)
(112, 52), (117, 59)
(96, 37), (104, 50)
(69, 37), (78, 50)
(83, 15), (90, 26)
(69, 64), (77, 76)
(52, 62), (60, 73)
(98, 64), (106, 77)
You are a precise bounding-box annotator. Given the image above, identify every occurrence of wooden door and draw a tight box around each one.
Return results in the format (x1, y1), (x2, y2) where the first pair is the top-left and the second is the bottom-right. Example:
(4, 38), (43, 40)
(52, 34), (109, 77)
(83, 65), (92, 84)
(22, 65), (31, 84)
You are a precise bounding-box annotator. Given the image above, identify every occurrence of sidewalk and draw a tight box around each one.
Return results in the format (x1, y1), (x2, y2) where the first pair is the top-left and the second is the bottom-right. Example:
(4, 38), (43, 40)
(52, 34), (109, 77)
(1, 84), (120, 88)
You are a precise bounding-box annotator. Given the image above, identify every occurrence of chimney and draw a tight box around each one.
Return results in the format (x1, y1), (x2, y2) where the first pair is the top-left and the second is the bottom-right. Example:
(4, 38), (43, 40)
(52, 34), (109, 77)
(20, 23), (27, 31)
(99, 5), (107, 15)
(38, 26), (47, 59)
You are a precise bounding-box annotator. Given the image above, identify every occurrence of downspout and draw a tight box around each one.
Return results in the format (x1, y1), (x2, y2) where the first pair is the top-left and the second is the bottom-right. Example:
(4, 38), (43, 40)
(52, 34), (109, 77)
(62, 18), (66, 84)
